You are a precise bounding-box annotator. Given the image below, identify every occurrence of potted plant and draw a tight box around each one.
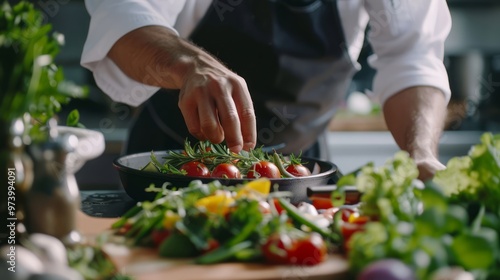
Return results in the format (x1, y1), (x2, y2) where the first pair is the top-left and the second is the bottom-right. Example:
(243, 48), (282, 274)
(0, 0), (105, 243)
(0, 0), (87, 139)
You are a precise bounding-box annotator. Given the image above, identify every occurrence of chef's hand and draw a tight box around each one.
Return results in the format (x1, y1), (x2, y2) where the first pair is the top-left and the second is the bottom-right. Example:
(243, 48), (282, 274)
(383, 86), (448, 182)
(108, 26), (257, 153)
(177, 51), (256, 153)
(414, 157), (445, 182)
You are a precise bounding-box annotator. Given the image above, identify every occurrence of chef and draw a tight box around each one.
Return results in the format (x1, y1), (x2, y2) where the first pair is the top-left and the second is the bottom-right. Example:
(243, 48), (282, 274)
(81, 0), (452, 180)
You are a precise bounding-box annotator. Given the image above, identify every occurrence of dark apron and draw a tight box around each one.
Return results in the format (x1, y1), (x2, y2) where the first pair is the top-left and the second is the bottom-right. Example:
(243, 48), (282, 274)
(125, 0), (357, 159)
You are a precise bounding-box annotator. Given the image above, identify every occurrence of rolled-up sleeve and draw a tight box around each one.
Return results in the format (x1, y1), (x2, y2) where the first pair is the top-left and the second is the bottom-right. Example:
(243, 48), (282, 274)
(81, 0), (185, 106)
(364, 0), (452, 105)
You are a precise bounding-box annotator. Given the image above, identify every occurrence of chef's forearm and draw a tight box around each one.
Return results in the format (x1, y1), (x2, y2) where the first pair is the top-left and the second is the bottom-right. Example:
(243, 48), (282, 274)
(107, 25), (200, 89)
(383, 86), (447, 161)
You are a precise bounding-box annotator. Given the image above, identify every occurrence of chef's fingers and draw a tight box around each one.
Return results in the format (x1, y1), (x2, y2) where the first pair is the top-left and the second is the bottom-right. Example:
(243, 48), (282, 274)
(197, 88), (225, 144)
(230, 77), (256, 151)
(209, 76), (244, 152)
(179, 87), (206, 141)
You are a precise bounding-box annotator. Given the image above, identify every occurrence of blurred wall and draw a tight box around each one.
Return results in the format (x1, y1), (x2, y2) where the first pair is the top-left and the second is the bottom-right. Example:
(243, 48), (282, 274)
(37, 0), (500, 186)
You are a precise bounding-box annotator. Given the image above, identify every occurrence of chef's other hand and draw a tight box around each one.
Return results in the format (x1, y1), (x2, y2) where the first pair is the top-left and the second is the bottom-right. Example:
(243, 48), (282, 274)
(415, 157), (445, 182)
(108, 26), (257, 153)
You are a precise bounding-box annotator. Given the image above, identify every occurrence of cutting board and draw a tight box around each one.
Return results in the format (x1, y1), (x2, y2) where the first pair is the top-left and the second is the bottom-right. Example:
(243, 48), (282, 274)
(77, 211), (350, 280)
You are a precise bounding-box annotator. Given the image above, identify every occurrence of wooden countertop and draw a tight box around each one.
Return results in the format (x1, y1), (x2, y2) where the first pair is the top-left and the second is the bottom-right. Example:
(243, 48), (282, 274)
(76, 211), (351, 280)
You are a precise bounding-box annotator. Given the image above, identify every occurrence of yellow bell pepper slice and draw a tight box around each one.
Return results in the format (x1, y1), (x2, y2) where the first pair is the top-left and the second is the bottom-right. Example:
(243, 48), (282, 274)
(195, 193), (235, 215)
(236, 178), (272, 199)
(162, 210), (181, 230)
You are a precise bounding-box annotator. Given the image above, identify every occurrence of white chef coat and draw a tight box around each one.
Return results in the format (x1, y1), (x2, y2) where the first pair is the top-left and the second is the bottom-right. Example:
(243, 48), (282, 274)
(81, 0), (452, 107)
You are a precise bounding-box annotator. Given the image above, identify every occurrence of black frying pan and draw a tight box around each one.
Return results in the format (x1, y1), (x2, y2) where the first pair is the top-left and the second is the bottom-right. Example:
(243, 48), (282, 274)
(113, 151), (340, 204)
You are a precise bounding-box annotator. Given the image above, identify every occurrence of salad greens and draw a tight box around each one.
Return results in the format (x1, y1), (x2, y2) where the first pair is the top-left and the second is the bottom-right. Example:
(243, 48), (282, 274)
(336, 132), (500, 279)
(112, 179), (331, 265)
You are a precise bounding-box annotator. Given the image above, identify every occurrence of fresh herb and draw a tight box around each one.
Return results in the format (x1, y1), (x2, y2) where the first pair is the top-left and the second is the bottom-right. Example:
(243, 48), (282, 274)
(338, 133), (500, 280)
(0, 1), (87, 140)
(147, 140), (307, 178)
(434, 132), (500, 214)
(67, 244), (134, 280)
(162, 140), (267, 174)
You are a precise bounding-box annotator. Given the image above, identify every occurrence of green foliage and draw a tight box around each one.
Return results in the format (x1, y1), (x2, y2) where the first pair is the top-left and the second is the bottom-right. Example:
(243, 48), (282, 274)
(0, 1), (87, 140)
(434, 132), (500, 214)
(341, 135), (500, 279)
(338, 151), (422, 223)
(67, 244), (134, 280)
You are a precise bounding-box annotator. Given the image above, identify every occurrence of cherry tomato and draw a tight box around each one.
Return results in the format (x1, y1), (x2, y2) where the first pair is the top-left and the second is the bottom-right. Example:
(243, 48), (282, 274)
(211, 163), (241, 178)
(285, 164), (311, 177)
(261, 234), (292, 264)
(341, 212), (370, 253)
(247, 161), (281, 179)
(180, 161), (210, 177)
(151, 228), (171, 247)
(288, 233), (327, 266)
(261, 233), (327, 266)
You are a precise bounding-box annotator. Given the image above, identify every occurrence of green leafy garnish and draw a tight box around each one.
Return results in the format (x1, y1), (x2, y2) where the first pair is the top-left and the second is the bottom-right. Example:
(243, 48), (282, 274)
(343, 133), (500, 279)
(0, 1), (87, 140)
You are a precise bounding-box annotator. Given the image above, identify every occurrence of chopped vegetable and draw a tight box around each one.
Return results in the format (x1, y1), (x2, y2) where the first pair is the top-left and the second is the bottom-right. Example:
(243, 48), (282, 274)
(112, 179), (333, 266)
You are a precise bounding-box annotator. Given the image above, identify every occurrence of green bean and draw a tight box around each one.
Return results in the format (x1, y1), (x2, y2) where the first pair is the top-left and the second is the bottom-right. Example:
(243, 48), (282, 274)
(272, 153), (296, 178)
(278, 198), (339, 242)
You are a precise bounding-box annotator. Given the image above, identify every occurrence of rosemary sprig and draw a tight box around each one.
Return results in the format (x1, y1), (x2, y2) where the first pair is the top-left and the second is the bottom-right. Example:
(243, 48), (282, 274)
(161, 140), (272, 174)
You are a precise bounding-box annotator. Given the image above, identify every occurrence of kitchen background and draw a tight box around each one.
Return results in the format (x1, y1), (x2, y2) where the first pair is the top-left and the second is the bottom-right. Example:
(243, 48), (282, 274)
(39, 0), (500, 189)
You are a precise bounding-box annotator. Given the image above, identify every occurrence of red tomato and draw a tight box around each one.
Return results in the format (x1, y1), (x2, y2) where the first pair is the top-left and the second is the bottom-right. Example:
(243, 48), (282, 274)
(247, 161), (281, 179)
(311, 197), (334, 210)
(272, 198), (285, 214)
(341, 212), (370, 253)
(261, 234), (292, 264)
(285, 164), (311, 177)
(180, 161), (210, 177)
(211, 163), (241, 178)
(261, 233), (327, 266)
(151, 228), (171, 247)
(288, 233), (327, 266)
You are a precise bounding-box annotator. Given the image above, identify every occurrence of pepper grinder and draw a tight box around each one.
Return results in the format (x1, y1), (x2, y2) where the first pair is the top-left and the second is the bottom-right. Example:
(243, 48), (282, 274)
(25, 124), (82, 245)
